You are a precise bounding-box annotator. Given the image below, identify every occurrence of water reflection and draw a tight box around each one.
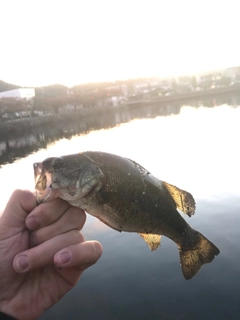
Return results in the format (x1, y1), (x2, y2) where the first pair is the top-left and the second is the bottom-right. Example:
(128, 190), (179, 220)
(0, 103), (180, 165)
(1, 92), (240, 166)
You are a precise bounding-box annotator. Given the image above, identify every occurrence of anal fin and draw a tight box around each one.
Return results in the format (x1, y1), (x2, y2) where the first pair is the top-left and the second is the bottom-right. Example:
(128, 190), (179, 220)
(163, 181), (196, 217)
(139, 233), (161, 251)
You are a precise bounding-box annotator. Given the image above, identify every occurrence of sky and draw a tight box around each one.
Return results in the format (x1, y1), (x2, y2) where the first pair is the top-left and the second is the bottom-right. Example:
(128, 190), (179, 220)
(1, 0), (240, 87)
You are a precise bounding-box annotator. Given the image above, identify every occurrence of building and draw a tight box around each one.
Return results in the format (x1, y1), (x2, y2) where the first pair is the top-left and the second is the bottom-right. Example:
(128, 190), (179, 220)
(0, 88), (35, 99)
(223, 66), (240, 82)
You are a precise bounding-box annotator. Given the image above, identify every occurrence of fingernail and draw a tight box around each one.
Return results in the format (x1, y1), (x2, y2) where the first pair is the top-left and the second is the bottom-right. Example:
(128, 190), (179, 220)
(16, 255), (29, 271)
(58, 251), (71, 264)
(26, 216), (40, 230)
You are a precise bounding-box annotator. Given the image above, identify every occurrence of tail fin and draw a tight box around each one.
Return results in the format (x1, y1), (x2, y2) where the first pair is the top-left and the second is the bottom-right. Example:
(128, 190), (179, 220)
(179, 232), (220, 280)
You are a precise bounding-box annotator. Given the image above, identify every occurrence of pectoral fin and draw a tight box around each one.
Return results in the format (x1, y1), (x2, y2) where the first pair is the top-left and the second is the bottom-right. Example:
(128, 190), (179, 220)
(163, 182), (195, 217)
(139, 233), (161, 251)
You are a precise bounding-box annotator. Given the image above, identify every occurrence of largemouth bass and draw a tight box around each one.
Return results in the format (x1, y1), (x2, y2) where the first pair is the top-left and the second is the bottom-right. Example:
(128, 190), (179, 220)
(34, 151), (219, 279)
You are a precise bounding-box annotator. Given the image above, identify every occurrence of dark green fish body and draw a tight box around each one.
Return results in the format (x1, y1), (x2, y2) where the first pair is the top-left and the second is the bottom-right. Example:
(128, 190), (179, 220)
(34, 151), (220, 279)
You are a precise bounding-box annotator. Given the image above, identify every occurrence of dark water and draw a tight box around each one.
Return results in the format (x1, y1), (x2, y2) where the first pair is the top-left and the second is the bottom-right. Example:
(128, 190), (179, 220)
(0, 94), (240, 319)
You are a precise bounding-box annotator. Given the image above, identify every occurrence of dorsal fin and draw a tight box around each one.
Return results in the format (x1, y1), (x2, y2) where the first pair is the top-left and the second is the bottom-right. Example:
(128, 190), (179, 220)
(163, 182), (195, 217)
(139, 233), (161, 251)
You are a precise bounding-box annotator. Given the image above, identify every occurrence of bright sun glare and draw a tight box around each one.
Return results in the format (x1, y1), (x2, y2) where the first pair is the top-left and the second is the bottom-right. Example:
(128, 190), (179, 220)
(1, 0), (240, 87)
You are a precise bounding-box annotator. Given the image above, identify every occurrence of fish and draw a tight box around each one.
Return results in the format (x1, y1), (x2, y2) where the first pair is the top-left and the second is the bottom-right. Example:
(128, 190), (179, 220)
(34, 151), (220, 280)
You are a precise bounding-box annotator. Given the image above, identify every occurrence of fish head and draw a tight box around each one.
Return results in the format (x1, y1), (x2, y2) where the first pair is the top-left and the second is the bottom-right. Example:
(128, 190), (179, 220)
(34, 154), (104, 204)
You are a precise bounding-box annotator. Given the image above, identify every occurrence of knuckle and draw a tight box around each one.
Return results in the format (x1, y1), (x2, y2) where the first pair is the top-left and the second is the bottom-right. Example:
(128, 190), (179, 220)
(12, 189), (23, 197)
(75, 215), (86, 230)
(76, 231), (84, 242)
(35, 205), (47, 217)
(67, 207), (86, 229)
(69, 230), (84, 243)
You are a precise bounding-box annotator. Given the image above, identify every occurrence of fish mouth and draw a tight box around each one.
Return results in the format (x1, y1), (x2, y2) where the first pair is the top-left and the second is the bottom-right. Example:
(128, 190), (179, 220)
(34, 162), (61, 204)
(34, 162), (43, 184)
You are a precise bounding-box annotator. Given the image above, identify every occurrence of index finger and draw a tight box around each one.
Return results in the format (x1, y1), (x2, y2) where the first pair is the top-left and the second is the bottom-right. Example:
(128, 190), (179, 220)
(0, 190), (37, 234)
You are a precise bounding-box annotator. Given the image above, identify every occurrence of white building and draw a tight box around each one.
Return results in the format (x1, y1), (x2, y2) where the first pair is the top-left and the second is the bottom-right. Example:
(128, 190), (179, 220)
(0, 88), (35, 99)
(223, 66), (240, 81)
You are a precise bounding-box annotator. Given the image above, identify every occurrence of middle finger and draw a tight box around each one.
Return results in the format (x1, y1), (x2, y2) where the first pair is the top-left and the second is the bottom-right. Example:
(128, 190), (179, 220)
(26, 198), (71, 230)
(29, 206), (86, 247)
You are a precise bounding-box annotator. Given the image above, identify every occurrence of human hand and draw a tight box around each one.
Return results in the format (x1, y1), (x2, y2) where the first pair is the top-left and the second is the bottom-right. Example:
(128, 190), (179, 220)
(0, 190), (102, 320)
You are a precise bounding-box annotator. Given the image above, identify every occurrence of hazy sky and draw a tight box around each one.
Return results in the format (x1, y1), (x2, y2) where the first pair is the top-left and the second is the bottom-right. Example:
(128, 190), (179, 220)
(1, 0), (240, 87)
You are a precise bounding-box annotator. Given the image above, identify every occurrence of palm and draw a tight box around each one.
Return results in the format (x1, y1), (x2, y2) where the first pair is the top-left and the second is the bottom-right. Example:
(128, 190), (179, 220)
(0, 228), (82, 320)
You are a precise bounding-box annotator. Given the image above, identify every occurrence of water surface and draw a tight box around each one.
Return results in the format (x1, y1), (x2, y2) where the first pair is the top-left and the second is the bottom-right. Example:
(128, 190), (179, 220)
(0, 98), (239, 319)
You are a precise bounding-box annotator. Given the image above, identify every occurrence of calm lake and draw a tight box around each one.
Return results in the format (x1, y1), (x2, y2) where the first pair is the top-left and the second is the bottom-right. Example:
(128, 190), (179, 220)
(0, 95), (240, 319)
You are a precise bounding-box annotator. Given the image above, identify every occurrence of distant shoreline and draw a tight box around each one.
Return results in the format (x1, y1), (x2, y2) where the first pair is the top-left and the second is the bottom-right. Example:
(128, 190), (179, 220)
(1, 85), (240, 140)
(124, 84), (240, 107)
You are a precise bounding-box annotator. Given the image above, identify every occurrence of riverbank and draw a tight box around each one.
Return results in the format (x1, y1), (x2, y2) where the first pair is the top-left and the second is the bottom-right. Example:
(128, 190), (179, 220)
(125, 84), (240, 107)
(1, 85), (240, 140)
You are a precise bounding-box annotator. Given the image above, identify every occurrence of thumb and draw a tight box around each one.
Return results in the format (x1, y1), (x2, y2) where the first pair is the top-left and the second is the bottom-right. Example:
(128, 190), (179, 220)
(0, 190), (37, 236)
